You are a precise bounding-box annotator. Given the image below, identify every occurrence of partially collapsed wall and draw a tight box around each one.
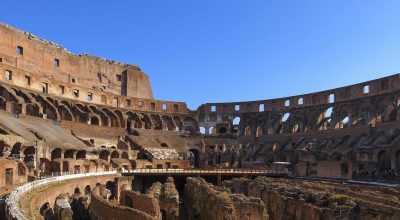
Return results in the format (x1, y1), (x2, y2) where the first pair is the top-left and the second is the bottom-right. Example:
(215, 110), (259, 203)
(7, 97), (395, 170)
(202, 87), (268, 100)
(223, 177), (400, 220)
(184, 177), (268, 220)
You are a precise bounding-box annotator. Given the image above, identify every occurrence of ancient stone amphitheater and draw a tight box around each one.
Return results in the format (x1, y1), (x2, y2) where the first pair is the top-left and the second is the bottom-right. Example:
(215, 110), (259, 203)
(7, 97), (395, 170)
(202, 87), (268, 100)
(0, 22), (399, 220)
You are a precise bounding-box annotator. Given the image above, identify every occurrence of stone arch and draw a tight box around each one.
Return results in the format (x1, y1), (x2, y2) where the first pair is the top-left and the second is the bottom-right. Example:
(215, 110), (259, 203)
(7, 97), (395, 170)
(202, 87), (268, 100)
(150, 114), (163, 130)
(121, 152), (129, 159)
(127, 112), (142, 129)
(51, 148), (62, 160)
(183, 116), (198, 134)
(23, 146), (35, 171)
(102, 107), (120, 127)
(99, 150), (110, 161)
(256, 125), (263, 137)
(26, 103), (41, 117)
(377, 150), (391, 171)
(64, 149), (75, 159)
(173, 116), (183, 131)
(57, 104), (74, 121)
(111, 150), (120, 159)
(140, 113), (152, 129)
(89, 116), (100, 126)
(73, 104), (89, 123)
(85, 185), (92, 195)
(76, 150), (86, 159)
(10, 142), (22, 158)
(161, 115), (174, 131)
(188, 148), (201, 168)
(114, 109), (125, 128)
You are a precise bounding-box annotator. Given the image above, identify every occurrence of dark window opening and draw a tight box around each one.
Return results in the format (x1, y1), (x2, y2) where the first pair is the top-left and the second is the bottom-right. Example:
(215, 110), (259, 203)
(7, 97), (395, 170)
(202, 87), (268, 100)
(71, 78), (75, 83)
(59, 86), (65, 94)
(42, 82), (48, 94)
(151, 102), (156, 110)
(25, 76), (31, 86)
(126, 99), (131, 107)
(116, 74), (122, 81)
(174, 104), (178, 111)
(17, 46), (23, 55)
(73, 89), (79, 97)
(97, 73), (102, 82)
(87, 92), (93, 101)
(54, 58), (60, 67)
(5, 70), (12, 80)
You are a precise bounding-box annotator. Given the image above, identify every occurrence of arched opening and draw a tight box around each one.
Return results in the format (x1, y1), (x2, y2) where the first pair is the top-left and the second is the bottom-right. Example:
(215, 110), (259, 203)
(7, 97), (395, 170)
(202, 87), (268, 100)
(184, 126), (195, 135)
(23, 146), (35, 171)
(121, 152), (129, 159)
(188, 148), (200, 168)
(64, 150), (74, 159)
(76, 150), (86, 159)
(244, 126), (251, 136)
(125, 195), (133, 207)
(84, 185), (91, 195)
(99, 150), (109, 161)
(74, 187), (81, 195)
(377, 150), (391, 171)
(51, 148), (62, 161)
(26, 104), (40, 117)
(256, 126), (262, 137)
(111, 151), (119, 159)
(199, 127), (206, 134)
(208, 127), (214, 134)
(218, 127), (227, 134)
(89, 116), (99, 126)
(106, 181), (116, 200)
(10, 143), (22, 158)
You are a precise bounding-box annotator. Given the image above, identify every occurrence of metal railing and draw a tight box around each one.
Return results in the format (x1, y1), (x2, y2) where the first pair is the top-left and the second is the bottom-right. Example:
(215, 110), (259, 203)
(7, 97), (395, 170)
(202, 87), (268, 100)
(122, 168), (288, 175)
(5, 170), (117, 220)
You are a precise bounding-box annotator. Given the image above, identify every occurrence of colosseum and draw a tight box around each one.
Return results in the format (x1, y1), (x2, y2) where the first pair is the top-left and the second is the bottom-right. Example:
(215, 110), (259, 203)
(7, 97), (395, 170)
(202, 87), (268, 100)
(0, 22), (400, 220)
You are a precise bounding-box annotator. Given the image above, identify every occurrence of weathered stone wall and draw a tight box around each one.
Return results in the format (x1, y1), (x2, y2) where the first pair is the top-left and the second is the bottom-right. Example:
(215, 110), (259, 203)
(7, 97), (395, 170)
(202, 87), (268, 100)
(146, 177), (179, 220)
(120, 190), (160, 218)
(184, 177), (268, 220)
(26, 174), (117, 219)
(224, 177), (400, 220)
(90, 185), (158, 220)
(0, 158), (28, 190)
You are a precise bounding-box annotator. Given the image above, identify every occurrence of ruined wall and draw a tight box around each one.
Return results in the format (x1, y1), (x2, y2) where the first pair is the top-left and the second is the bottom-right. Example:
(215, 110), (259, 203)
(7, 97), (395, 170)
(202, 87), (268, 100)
(146, 177), (179, 220)
(26, 175), (117, 219)
(120, 190), (160, 218)
(0, 23), (153, 99)
(0, 158), (27, 189)
(224, 177), (400, 220)
(90, 186), (158, 220)
(184, 177), (268, 220)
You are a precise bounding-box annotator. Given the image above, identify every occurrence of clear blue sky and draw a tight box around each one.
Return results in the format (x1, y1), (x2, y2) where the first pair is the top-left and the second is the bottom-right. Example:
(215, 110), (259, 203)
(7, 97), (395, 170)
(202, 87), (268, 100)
(2, 1), (400, 109)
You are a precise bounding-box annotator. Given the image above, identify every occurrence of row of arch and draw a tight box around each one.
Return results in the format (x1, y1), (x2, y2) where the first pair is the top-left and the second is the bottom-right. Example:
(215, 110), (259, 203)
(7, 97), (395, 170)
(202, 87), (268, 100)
(0, 84), (199, 133)
(239, 95), (399, 136)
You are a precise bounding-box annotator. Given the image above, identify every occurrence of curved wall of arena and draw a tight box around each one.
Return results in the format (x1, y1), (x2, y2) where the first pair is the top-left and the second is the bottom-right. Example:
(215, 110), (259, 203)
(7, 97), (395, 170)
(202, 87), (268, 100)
(90, 186), (159, 220)
(195, 74), (400, 179)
